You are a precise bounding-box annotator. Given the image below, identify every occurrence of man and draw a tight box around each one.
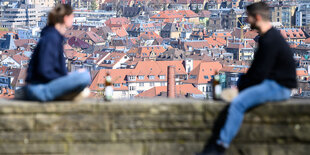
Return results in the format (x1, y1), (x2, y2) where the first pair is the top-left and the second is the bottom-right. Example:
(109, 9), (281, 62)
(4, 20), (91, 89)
(197, 2), (297, 155)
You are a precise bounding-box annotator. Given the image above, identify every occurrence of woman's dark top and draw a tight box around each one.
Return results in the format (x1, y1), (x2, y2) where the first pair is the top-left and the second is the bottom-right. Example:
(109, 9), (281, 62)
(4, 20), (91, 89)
(26, 26), (68, 84)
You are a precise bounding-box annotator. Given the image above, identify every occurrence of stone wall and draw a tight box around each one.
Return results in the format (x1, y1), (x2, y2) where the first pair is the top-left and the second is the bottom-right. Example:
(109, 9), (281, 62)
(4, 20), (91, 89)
(0, 99), (309, 155)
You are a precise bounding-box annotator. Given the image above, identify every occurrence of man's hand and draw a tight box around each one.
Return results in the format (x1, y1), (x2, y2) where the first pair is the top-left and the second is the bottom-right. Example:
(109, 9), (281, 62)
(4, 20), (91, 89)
(221, 87), (239, 103)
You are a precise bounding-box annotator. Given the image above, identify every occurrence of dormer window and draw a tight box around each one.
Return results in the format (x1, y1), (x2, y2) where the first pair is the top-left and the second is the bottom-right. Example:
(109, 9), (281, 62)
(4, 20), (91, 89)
(159, 75), (165, 79)
(98, 84), (104, 88)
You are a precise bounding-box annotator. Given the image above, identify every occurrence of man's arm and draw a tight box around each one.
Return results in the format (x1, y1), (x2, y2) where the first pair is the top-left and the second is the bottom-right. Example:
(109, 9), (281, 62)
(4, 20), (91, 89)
(238, 37), (278, 91)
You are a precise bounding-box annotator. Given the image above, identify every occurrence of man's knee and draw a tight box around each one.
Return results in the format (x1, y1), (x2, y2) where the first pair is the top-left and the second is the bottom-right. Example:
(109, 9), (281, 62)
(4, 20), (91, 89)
(77, 71), (91, 87)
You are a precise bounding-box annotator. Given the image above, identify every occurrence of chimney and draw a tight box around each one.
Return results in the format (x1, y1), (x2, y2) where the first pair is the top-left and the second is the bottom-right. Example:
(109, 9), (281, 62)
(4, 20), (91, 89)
(226, 37), (228, 47)
(167, 66), (176, 98)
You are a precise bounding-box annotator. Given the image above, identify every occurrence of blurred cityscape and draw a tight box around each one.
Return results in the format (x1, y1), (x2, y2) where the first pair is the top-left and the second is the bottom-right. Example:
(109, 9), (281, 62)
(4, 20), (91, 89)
(0, 0), (310, 99)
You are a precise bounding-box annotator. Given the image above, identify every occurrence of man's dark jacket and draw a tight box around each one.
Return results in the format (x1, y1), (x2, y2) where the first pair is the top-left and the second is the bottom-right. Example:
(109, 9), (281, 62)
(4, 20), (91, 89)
(238, 27), (297, 91)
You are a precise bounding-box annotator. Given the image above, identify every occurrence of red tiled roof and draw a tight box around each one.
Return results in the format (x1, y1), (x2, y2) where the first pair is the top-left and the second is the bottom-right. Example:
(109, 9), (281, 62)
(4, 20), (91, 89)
(182, 61), (223, 84)
(0, 87), (14, 99)
(198, 10), (211, 18)
(111, 27), (128, 37)
(231, 28), (258, 39)
(0, 31), (17, 38)
(151, 10), (184, 19)
(280, 28), (306, 39)
(105, 17), (130, 28)
(296, 68), (308, 76)
(127, 46), (166, 58)
(138, 32), (162, 40)
(129, 60), (187, 79)
(78, 31), (104, 44)
(304, 38), (310, 44)
(211, 31), (232, 38)
(14, 39), (37, 47)
(220, 66), (248, 73)
(226, 41), (254, 49)
(177, 0), (191, 4)
(12, 54), (29, 65)
(64, 50), (91, 62)
(178, 10), (199, 18)
(89, 69), (132, 91)
(0, 66), (8, 76)
(136, 84), (203, 98)
(68, 36), (90, 49)
(98, 52), (127, 68)
(64, 30), (85, 38)
(182, 40), (222, 50)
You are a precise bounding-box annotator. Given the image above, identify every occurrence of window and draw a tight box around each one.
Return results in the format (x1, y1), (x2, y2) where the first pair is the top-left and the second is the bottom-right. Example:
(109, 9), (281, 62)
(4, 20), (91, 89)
(207, 86), (212, 92)
(160, 82), (166, 86)
(150, 82), (155, 87)
(204, 76), (209, 79)
(138, 76), (144, 80)
(129, 76), (136, 81)
(139, 83), (144, 87)
(129, 86), (136, 91)
(190, 75), (197, 79)
(149, 75), (155, 79)
(98, 84), (104, 88)
(159, 75), (165, 79)
(19, 79), (24, 84)
(114, 83), (120, 88)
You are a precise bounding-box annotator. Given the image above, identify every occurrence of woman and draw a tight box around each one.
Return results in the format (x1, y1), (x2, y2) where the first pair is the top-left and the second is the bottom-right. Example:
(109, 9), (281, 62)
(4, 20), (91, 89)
(24, 4), (91, 102)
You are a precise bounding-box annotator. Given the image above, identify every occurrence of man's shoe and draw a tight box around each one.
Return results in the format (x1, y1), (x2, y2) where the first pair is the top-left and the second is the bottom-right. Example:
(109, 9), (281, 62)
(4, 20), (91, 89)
(196, 143), (226, 155)
(14, 87), (27, 100)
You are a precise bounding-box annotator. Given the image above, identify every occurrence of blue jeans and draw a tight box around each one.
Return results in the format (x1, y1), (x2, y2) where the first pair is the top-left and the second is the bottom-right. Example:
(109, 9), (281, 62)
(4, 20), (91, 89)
(26, 71), (91, 102)
(217, 79), (291, 148)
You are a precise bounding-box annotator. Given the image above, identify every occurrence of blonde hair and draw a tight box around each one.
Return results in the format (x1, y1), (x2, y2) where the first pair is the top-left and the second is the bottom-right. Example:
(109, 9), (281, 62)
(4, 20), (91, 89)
(48, 4), (73, 26)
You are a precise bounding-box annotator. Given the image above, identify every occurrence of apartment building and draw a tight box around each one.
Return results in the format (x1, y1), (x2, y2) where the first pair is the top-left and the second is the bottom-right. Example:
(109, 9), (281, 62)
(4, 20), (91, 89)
(0, 3), (45, 30)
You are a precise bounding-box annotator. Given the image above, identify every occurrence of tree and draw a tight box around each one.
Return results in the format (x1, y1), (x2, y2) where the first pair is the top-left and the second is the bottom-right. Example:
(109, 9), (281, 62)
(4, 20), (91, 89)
(195, 5), (200, 14)
(204, 2), (209, 10)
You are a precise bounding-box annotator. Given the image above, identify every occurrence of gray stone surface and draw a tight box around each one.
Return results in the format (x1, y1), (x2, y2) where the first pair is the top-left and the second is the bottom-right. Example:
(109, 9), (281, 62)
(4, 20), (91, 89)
(69, 143), (143, 155)
(0, 99), (308, 154)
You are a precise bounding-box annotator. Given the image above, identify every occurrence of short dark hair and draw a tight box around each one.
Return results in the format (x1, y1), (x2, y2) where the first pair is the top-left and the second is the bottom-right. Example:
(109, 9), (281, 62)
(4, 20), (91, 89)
(48, 4), (73, 26)
(246, 2), (270, 21)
